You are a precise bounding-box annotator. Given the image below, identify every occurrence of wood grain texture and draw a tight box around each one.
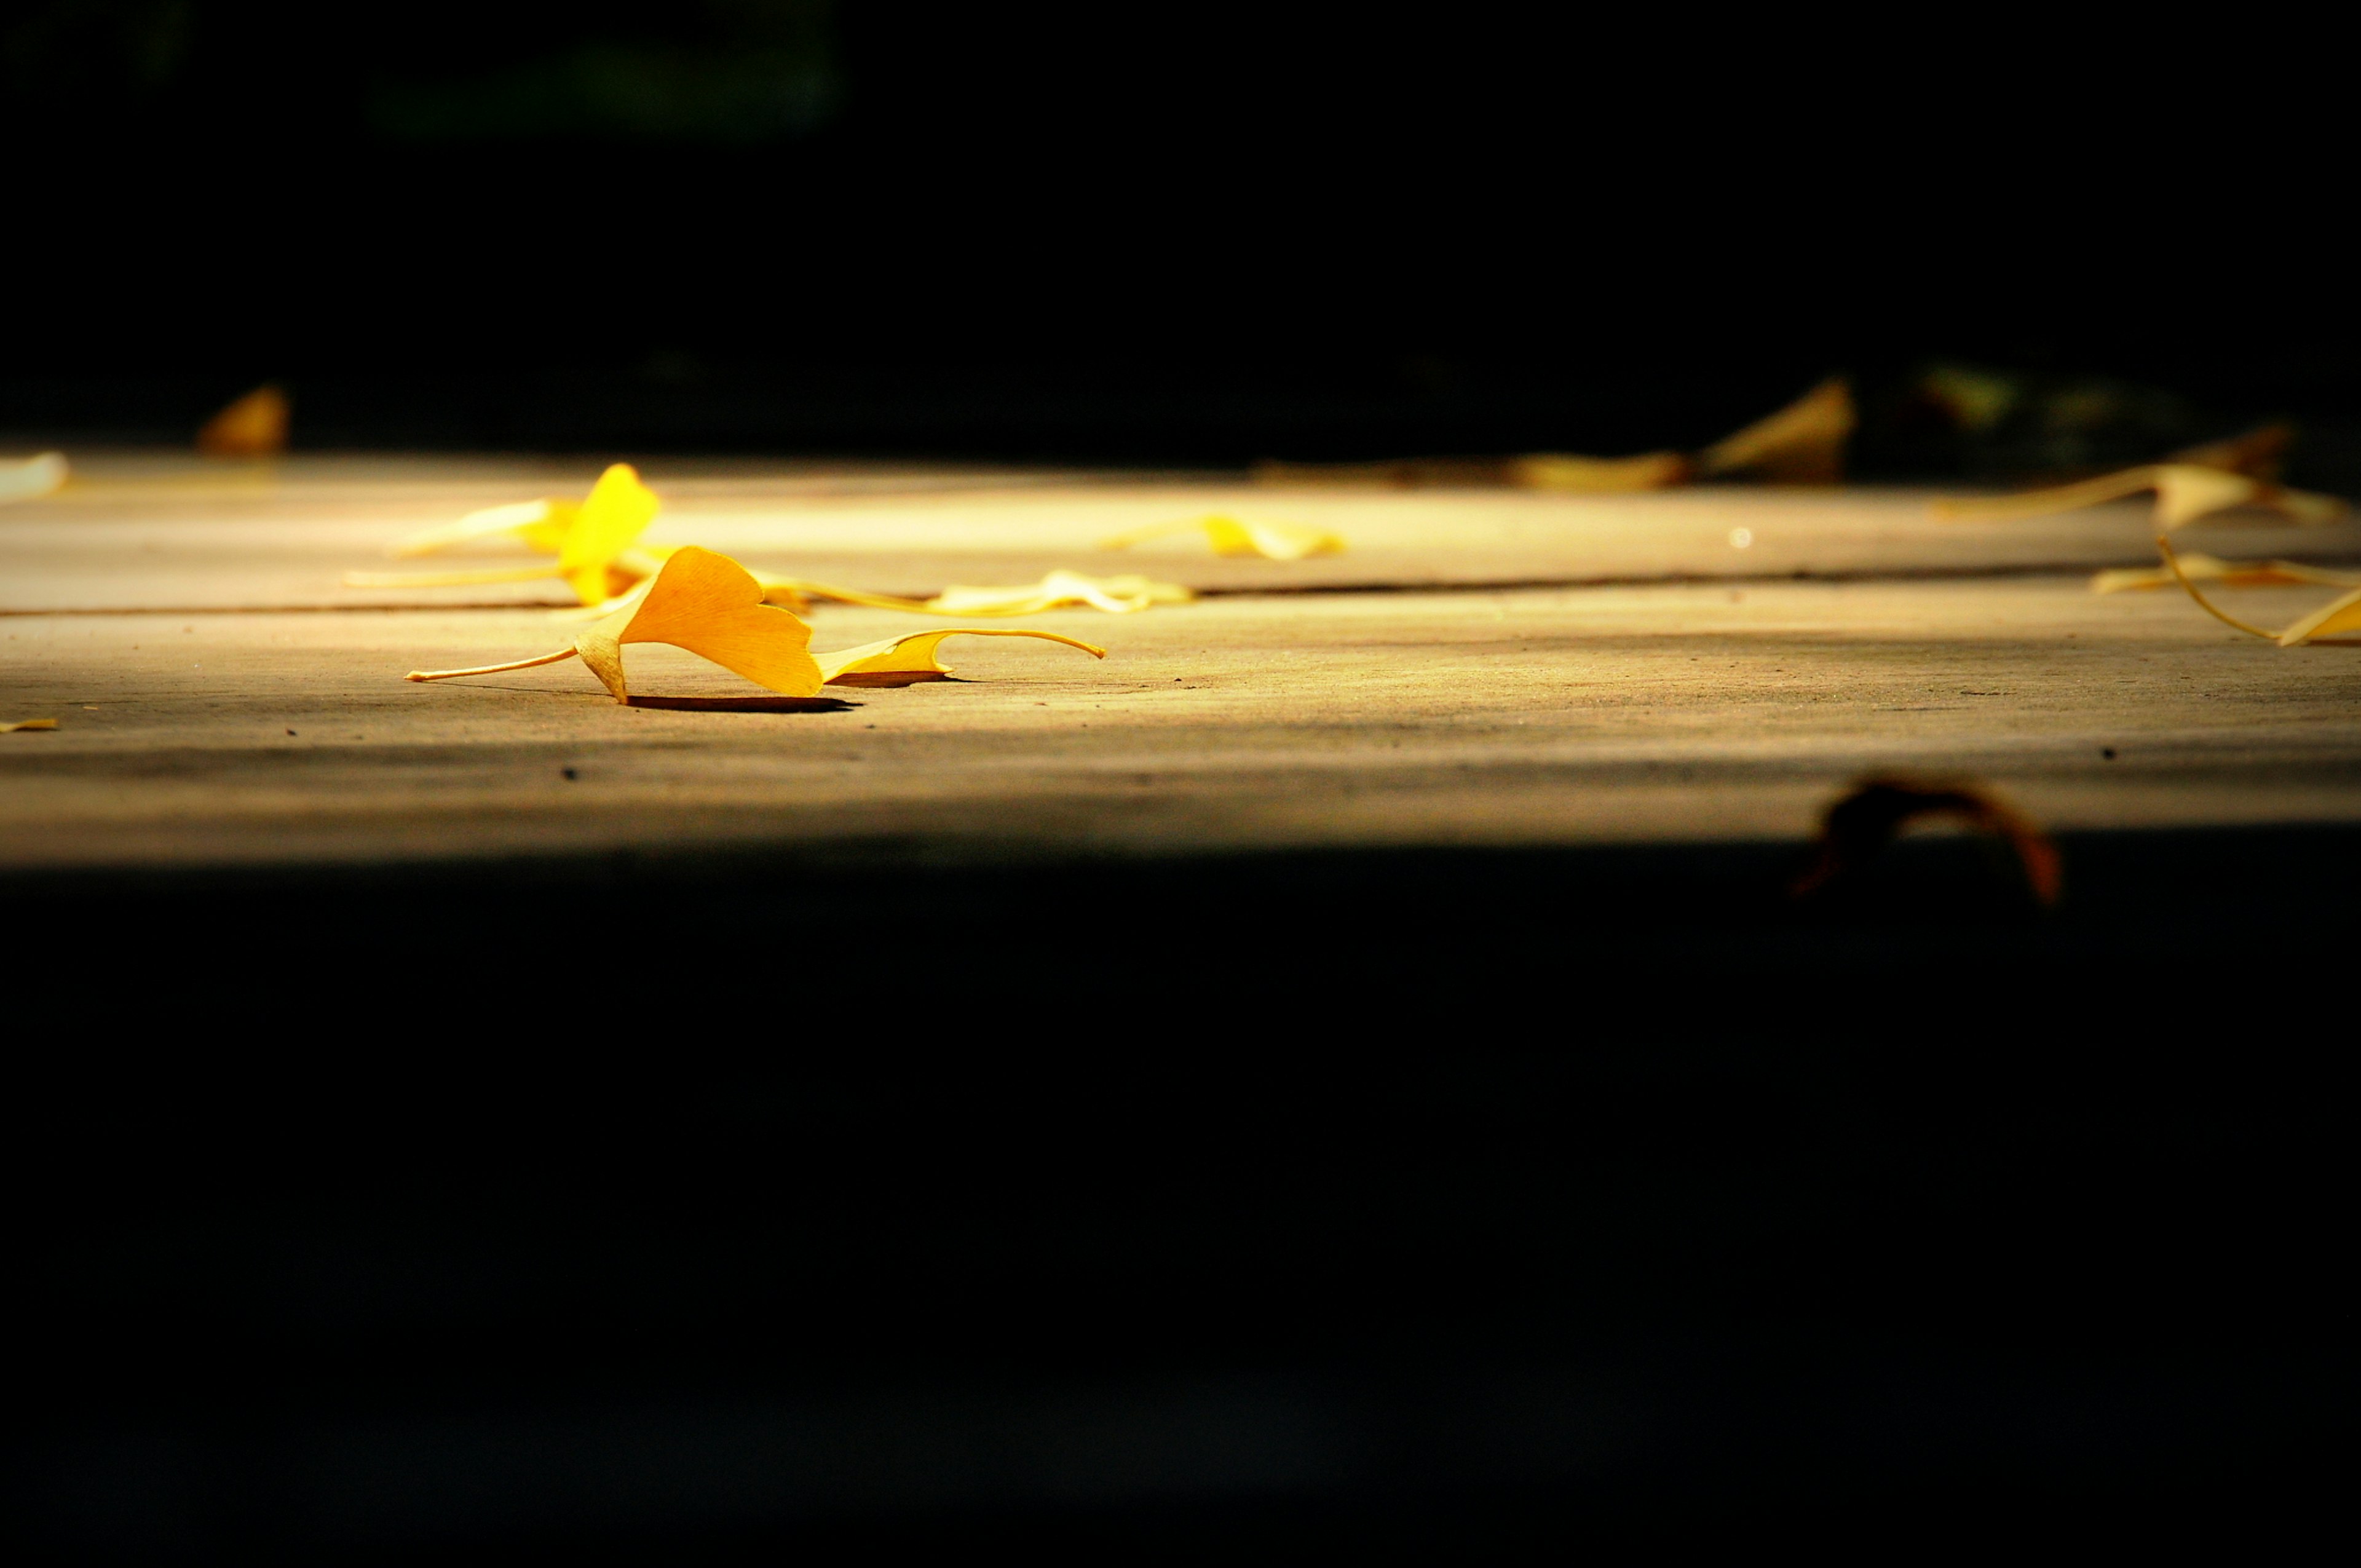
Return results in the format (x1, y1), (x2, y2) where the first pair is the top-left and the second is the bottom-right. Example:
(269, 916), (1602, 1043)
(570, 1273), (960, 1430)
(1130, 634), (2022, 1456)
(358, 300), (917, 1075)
(7, 548), (2360, 870)
(12, 453), (2361, 612)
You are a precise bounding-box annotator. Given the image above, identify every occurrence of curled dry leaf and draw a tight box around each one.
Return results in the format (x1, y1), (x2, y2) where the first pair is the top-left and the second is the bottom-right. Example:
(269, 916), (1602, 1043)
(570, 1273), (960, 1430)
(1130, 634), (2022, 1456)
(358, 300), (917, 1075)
(2147, 534), (2361, 647)
(406, 547), (1107, 700)
(1100, 515), (1344, 560)
(1693, 376), (1855, 484)
(1, 452), (68, 503)
(1792, 777), (2060, 908)
(817, 628), (1107, 685)
(2092, 553), (2361, 594)
(1, 718), (60, 733)
(2168, 422), (2296, 479)
(1247, 379), (1851, 491)
(197, 386), (290, 458)
(1932, 463), (2346, 531)
(352, 464), (667, 604)
(1506, 451), (1691, 492)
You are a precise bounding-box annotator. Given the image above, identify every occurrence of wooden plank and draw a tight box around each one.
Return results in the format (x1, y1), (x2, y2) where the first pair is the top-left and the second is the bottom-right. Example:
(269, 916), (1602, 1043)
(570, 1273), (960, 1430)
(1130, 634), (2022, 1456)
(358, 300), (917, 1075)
(11, 453), (2361, 612)
(6, 570), (2359, 872)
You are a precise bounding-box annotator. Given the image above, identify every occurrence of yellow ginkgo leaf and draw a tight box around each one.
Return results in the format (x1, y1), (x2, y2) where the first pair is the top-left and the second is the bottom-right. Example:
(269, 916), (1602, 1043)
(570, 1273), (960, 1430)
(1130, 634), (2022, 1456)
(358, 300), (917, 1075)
(1, 452), (68, 503)
(1100, 515), (1344, 560)
(406, 545), (823, 702)
(197, 386), (290, 457)
(2091, 553), (2361, 593)
(1506, 451), (1691, 492)
(815, 628), (1107, 686)
(557, 464), (663, 604)
(1694, 377), (1855, 485)
(1933, 463), (2346, 531)
(355, 464), (666, 604)
(1, 717), (60, 732)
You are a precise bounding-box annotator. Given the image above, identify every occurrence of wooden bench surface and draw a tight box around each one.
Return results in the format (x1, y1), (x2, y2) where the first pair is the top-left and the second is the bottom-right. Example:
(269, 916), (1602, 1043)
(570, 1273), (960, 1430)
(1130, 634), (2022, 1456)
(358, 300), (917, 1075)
(6, 454), (2359, 871)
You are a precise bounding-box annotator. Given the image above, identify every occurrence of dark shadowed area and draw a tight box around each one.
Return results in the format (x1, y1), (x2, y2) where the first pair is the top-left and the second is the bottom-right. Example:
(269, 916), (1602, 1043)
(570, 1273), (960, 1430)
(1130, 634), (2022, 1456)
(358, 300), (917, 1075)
(10, 2), (2360, 473)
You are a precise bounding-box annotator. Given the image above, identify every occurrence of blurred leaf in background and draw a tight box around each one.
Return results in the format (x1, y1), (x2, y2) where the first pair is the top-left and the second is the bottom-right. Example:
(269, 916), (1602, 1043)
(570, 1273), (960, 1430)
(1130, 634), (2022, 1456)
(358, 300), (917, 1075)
(368, 1), (837, 144)
(1, 1), (193, 119)
(3, 1), (837, 146)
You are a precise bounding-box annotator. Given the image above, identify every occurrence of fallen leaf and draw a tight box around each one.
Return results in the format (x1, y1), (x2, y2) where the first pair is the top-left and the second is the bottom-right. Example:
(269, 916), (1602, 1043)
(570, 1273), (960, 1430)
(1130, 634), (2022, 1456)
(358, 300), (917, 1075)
(2276, 587), (2361, 646)
(197, 386), (290, 457)
(553, 464), (664, 603)
(1, 718), (60, 732)
(1249, 381), (1851, 491)
(1505, 451), (1691, 491)
(1791, 777), (2059, 906)
(2146, 534), (2361, 646)
(2168, 422), (2296, 478)
(408, 545), (821, 700)
(925, 571), (1192, 615)
(1694, 377), (1855, 484)
(816, 628), (1107, 685)
(406, 548), (1109, 699)
(354, 464), (668, 604)
(1, 451), (68, 503)
(2091, 553), (2361, 593)
(1100, 515), (1344, 559)
(1932, 462), (2346, 530)
(385, 498), (576, 558)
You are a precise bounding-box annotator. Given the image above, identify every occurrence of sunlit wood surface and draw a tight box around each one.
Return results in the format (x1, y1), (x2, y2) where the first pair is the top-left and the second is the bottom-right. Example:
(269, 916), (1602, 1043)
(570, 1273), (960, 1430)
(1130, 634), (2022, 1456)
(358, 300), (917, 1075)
(7, 454), (2360, 870)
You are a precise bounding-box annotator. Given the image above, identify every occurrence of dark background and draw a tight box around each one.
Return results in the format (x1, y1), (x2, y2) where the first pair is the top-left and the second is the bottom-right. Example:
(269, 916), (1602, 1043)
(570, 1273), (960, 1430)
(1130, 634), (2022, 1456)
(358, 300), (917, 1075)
(7, 1), (2357, 470)
(9, 832), (2356, 1556)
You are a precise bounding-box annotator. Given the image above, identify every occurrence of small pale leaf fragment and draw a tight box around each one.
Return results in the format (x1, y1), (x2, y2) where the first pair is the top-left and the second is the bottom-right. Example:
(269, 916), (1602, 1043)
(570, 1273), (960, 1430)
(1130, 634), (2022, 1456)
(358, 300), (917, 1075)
(386, 499), (575, 558)
(1, 451), (68, 503)
(1100, 515), (1344, 559)
(927, 571), (1193, 614)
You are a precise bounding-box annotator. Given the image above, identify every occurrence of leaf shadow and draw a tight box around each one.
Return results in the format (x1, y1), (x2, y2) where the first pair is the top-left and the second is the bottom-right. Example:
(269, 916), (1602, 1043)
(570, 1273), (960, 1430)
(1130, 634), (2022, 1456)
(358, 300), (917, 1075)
(823, 673), (967, 687)
(623, 695), (863, 713)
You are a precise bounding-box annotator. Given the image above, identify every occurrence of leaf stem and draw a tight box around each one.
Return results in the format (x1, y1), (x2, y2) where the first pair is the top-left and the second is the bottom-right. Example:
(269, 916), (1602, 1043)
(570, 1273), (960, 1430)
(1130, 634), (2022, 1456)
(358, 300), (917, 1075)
(406, 647), (580, 682)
